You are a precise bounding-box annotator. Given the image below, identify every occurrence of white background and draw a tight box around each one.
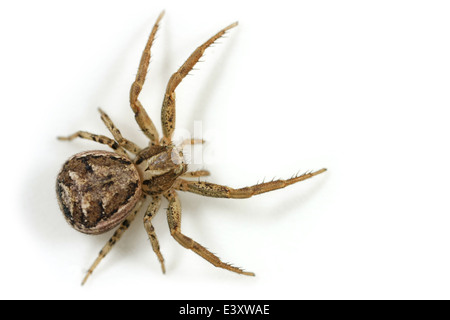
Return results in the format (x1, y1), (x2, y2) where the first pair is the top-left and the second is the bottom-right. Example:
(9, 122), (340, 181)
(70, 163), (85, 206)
(1, 0), (449, 300)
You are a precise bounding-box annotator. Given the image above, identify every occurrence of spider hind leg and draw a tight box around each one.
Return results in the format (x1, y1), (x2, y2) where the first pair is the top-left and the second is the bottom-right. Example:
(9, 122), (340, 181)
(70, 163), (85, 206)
(58, 131), (128, 157)
(81, 197), (146, 285)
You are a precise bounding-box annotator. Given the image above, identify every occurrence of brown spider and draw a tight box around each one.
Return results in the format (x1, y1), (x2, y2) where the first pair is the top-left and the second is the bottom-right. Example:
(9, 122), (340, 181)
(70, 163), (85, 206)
(56, 11), (326, 285)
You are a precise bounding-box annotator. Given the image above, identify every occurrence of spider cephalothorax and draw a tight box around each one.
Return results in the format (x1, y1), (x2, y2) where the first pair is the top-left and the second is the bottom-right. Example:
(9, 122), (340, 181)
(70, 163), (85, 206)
(136, 145), (187, 195)
(56, 11), (326, 285)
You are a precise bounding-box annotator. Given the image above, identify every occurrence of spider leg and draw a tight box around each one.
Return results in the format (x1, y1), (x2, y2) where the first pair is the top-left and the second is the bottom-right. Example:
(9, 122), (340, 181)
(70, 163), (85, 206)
(98, 108), (141, 154)
(129, 11), (165, 144)
(58, 131), (128, 157)
(160, 22), (238, 145)
(181, 170), (211, 178)
(81, 196), (146, 285)
(143, 195), (165, 273)
(173, 169), (327, 198)
(180, 138), (205, 148)
(164, 189), (254, 276)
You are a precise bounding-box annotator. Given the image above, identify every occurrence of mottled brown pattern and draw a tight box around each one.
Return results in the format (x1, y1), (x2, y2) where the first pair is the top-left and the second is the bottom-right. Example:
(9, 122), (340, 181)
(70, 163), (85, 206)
(56, 151), (141, 234)
(56, 12), (326, 285)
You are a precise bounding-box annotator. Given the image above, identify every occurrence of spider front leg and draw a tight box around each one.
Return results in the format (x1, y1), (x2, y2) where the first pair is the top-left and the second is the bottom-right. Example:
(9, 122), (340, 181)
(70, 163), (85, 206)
(164, 189), (254, 276)
(129, 11), (165, 144)
(160, 22), (238, 145)
(143, 195), (165, 273)
(173, 169), (327, 199)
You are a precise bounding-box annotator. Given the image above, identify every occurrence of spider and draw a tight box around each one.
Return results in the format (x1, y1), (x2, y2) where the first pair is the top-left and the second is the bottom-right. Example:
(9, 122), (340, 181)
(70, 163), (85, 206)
(56, 11), (327, 285)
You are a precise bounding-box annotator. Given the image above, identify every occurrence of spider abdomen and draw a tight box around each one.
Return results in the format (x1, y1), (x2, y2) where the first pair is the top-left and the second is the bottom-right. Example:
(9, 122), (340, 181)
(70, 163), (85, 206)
(56, 150), (142, 235)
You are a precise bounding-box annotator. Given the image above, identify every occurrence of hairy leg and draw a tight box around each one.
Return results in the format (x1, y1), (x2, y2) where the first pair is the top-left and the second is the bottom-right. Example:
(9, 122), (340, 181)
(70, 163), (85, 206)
(164, 189), (254, 276)
(160, 22), (238, 144)
(143, 195), (165, 273)
(98, 108), (141, 154)
(173, 169), (327, 198)
(58, 131), (127, 157)
(129, 11), (165, 144)
(81, 197), (146, 285)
